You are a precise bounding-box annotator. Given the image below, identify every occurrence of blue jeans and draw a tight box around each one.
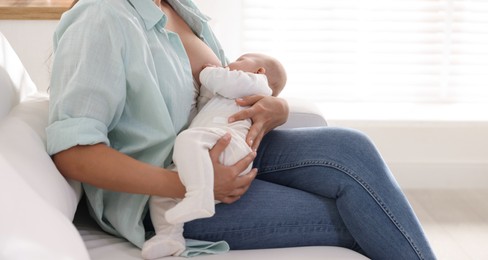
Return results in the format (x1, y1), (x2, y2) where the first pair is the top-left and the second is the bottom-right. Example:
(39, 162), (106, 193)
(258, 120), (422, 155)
(181, 127), (435, 259)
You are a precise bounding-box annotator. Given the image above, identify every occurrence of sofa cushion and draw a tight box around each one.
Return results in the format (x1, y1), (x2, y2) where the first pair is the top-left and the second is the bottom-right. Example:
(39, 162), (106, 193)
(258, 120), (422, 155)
(0, 95), (82, 220)
(0, 64), (17, 119)
(75, 204), (369, 260)
(277, 97), (327, 129)
(0, 156), (90, 260)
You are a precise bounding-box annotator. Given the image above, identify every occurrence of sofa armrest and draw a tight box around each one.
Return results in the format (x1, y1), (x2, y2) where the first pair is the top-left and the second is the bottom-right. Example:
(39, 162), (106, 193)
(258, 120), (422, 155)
(277, 98), (327, 130)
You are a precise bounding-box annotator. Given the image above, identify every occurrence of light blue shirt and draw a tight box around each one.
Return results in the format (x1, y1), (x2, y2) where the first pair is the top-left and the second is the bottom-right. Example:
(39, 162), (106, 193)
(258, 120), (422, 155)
(47, 0), (226, 248)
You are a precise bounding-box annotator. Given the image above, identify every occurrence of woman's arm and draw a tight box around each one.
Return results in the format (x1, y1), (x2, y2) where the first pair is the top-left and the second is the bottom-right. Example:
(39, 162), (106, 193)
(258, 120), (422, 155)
(53, 143), (186, 198)
(229, 95), (289, 151)
(53, 138), (256, 202)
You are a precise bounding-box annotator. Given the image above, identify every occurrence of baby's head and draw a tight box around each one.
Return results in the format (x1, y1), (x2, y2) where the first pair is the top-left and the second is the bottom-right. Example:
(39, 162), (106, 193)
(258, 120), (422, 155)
(228, 53), (287, 96)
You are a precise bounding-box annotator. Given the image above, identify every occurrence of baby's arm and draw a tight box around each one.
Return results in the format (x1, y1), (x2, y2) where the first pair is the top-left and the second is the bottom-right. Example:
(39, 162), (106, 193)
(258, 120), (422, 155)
(199, 67), (272, 98)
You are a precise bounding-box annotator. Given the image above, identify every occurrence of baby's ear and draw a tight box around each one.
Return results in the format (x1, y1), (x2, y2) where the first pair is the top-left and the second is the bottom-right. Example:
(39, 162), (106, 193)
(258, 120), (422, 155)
(256, 67), (266, 74)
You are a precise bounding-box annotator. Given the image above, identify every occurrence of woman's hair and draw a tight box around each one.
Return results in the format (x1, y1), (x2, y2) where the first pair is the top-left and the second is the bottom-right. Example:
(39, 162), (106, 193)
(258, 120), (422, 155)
(70, 0), (79, 9)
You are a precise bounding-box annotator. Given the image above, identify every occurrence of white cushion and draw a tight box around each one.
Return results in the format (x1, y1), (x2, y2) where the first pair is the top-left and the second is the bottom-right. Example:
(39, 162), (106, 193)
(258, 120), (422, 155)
(0, 64), (16, 119)
(0, 95), (82, 220)
(74, 206), (369, 260)
(0, 156), (90, 260)
(278, 97), (327, 129)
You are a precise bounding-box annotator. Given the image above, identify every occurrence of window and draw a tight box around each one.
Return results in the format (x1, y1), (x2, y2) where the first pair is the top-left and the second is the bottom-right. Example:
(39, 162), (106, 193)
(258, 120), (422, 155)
(239, 0), (488, 108)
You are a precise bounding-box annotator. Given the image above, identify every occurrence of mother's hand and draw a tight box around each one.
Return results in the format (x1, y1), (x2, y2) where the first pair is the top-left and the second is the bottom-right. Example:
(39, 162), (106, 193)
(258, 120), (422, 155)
(210, 133), (257, 204)
(229, 95), (289, 151)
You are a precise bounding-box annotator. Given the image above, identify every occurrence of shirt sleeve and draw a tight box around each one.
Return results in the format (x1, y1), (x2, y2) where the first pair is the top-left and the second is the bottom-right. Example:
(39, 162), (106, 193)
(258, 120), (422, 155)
(199, 67), (272, 99)
(46, 2), (126, 155)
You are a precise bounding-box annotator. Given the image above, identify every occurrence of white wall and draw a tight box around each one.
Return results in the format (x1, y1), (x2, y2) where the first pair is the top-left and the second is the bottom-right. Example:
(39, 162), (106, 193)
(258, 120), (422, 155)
(331, 119), (488, 189)
(0, 20), (58, 94)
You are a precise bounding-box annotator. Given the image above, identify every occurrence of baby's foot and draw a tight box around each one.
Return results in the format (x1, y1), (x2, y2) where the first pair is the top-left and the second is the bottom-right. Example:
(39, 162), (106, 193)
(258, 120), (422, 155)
(141, 235), (185, 259)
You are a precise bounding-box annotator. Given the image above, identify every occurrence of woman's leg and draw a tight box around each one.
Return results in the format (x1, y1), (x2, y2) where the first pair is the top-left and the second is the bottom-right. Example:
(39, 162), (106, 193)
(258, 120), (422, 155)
(183, 179), (358, 250)
(252, 127), (435, 260)
(183, 127), (435, 259)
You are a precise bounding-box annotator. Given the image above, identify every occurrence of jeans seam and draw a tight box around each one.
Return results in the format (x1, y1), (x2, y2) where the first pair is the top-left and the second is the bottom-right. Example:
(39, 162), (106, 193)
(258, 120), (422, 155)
(185, 223), (352, 249)
(187, 223), (344, 235)
(259, 160), (425, 260)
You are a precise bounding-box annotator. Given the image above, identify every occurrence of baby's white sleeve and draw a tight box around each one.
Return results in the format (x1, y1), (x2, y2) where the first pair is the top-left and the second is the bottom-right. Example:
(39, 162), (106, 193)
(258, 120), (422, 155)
(199, 67), (272, 99)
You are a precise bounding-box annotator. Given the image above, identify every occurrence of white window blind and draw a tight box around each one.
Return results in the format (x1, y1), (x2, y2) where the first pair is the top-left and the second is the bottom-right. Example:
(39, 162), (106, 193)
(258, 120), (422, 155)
(240, 0), (488, 105)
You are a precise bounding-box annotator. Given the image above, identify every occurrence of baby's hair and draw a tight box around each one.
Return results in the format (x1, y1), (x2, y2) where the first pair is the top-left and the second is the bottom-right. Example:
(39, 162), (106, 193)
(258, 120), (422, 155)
(260, 54), (287, 96)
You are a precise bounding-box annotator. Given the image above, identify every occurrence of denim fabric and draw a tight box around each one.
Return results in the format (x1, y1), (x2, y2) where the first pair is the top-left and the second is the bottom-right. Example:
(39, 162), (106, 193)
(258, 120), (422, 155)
(181, 127), (436, 260)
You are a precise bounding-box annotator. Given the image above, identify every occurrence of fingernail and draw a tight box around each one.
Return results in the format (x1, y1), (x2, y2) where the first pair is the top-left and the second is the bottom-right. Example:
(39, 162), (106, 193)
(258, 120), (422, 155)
(228, 117), (235, 123)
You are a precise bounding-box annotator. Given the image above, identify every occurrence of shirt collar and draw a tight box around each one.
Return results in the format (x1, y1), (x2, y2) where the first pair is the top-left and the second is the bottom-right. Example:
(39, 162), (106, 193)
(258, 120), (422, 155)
(169, 0), (211, 36)
(128, 0), (164, 30)
(127, 0), (210, 33)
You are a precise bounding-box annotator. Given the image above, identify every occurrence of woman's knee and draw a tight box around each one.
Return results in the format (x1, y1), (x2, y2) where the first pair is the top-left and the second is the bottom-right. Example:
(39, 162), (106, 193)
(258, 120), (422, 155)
(328, 127), (378, 154)
(258, 127), (384, 174)
(292, 127), (379, 158)
(324, 127), (386, 169)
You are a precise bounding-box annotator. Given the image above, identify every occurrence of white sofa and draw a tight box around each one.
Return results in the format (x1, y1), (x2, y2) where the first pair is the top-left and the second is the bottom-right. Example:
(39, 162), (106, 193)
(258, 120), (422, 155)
(0, 32), (369, 260)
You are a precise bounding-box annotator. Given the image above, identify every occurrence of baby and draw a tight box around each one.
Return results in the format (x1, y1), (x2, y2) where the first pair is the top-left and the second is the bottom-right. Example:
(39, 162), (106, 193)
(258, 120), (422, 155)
(142, 53), (287, 259)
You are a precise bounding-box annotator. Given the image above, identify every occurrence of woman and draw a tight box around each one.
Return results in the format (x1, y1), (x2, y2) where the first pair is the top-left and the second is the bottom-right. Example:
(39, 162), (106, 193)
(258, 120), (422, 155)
(47, 0), (436, 259)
